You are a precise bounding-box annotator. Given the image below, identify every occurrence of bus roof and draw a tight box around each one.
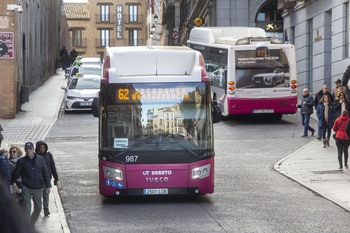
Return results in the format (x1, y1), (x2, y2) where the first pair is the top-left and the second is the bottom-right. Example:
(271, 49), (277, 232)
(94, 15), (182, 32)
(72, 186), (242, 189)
(104, 46), (205, 83)
(188, 27), (267, 45)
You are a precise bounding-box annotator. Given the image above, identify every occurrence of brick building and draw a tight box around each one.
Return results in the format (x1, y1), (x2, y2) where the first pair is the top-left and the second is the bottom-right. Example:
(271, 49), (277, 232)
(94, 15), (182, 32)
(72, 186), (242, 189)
(0, 0), (63, 119)
(64, 0), (147, 60)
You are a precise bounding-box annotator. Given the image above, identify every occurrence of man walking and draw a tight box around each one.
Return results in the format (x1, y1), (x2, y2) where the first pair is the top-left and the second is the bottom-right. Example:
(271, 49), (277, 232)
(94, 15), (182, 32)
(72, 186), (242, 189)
(314, 85), (334, 140)
(14, 142), (51, 226)
(333, 79), (347, 99)
(299, 88), (315, 137)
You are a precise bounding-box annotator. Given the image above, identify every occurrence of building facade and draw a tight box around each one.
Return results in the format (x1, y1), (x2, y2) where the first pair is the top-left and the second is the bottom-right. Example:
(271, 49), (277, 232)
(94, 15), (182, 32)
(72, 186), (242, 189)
(161, 0), (284, 46)
(282, 0), (350, 96)
(0, 0), (62, 119)
(64, 0), (147, 60)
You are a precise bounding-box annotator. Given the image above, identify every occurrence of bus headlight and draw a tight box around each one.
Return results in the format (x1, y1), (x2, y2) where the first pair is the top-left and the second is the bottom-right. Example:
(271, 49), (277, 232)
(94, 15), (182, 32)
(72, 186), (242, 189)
(103, 166), (123, 180)
(192, 164), (211, 179)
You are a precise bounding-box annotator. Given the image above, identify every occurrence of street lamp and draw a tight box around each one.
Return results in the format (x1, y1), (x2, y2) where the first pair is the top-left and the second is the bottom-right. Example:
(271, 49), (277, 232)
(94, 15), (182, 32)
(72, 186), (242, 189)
(151, 25), (156, 32)
(154, 14), (158, 23)
(150, 32), (154, 38)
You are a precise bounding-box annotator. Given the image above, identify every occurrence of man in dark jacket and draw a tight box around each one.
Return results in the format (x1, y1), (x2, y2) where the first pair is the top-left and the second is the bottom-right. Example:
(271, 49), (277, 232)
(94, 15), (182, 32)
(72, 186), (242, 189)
(299, 88), (315, 137)
(314, 85), (334, 139)
(14, 142), (51, 225)
(0, 149), (11, 190)
(35, 141), (58, 216)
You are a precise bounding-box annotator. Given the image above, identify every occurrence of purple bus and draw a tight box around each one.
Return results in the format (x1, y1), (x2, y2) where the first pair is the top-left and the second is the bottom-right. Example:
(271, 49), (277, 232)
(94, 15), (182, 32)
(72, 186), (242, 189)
(92, 46), (219, 196)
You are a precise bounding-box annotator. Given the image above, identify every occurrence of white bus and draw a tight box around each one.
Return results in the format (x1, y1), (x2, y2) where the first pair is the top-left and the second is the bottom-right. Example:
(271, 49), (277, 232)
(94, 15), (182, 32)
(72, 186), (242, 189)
(187, 27), (297, 119)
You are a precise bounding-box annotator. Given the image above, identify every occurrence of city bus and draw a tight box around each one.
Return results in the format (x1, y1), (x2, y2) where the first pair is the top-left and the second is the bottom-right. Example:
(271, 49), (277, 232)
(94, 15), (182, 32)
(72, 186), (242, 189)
(187, 27), (298, 118)
(92, 46), (218, 196)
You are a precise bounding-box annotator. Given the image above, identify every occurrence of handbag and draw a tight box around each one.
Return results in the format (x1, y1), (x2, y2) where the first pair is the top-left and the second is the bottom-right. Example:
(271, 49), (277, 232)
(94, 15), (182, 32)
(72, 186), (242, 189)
(333, 120), (345, 140)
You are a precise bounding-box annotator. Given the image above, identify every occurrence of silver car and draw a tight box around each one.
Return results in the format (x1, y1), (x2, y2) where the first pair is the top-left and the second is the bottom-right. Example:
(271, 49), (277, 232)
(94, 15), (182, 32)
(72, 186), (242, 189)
(252, 69), (285, 87)
(61, 75), (101, 112)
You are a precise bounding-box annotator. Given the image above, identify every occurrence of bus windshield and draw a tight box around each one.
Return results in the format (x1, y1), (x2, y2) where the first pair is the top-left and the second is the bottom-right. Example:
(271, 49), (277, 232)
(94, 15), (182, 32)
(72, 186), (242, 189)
(100, 82), (213, 164)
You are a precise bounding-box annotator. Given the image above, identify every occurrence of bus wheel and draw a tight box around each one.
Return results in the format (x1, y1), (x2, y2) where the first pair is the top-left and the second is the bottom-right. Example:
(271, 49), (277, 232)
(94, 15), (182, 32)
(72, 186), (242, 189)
(273, 114), (282, 120)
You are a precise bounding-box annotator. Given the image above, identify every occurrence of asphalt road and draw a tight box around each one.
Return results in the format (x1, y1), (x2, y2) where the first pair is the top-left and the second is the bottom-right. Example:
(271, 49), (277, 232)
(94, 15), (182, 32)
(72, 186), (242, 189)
(46, 112), (350, 233)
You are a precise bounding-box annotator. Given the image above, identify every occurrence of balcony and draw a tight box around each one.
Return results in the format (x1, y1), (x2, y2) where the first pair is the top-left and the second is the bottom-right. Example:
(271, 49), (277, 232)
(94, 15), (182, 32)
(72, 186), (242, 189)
(95, 14), (116, 24)
(124, 14), (144, 24)
(72, 38), (87, 48)
(95, 38), (116, 48)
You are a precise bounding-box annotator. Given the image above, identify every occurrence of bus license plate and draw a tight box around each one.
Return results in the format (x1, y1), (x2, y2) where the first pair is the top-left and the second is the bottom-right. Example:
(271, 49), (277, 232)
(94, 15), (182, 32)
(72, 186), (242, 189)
(143, 188), (168, 195)
(80, 102), (92, 106)
(253, 109), (274, 113)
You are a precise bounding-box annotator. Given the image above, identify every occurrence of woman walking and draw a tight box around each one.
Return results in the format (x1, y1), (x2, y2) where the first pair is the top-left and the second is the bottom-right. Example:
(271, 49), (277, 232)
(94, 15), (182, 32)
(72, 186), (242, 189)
(317, 94), (336, 148)
(334, 91), (350, 119)
(333, 110), (350, 170)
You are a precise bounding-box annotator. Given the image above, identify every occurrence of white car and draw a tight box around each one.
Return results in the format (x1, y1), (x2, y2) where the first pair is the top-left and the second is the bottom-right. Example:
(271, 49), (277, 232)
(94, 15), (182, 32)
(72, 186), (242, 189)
(61, 75), (101, 112)
(72, 57), (101, 67)
(252, 68), (285, 87)
(67, 64), (102, 85)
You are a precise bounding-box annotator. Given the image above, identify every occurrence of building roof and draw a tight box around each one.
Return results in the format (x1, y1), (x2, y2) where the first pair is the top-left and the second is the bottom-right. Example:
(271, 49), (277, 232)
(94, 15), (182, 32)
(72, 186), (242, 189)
(64, 3), (90, 19)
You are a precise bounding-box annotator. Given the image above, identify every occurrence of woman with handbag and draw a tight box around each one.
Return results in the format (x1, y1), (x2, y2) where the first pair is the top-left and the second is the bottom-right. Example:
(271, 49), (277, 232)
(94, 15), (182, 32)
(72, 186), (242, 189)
(333, 110), (350, 171)
(317, 94), (336, 148)
(334, 91), (350, 119)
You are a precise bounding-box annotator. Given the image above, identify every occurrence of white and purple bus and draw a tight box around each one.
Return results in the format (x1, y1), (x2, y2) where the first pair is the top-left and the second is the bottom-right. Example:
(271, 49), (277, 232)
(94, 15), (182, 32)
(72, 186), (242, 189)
(92, 46), (217, 196)
(187, 27), (298, 119)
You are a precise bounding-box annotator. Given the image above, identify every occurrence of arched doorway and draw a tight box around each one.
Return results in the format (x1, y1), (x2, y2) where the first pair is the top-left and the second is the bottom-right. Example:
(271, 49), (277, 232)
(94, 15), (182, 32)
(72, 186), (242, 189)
(255, 0), (283, 39)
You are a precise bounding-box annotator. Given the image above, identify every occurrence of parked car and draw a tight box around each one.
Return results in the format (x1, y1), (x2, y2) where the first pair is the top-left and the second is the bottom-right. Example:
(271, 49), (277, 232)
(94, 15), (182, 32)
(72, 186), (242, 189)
(67, 64), (102, 85)
(61, 75), (101, 112)
(72, 57), (101, 67)
(252, 68), (285, 87)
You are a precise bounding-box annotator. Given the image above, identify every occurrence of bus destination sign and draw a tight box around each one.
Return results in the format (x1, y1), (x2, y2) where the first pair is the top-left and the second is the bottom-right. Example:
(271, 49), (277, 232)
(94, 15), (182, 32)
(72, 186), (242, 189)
(256, 47), (268, 57)
(117, 88), (190, 101)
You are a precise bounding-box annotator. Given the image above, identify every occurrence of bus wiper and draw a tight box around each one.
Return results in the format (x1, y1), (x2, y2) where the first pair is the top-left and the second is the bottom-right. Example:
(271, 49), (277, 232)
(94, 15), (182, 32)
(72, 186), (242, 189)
(178, 142), (200, 157)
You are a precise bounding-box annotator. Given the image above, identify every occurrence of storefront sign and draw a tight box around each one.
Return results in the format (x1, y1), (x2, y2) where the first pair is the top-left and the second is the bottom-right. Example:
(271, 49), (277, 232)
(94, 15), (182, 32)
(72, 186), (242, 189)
(257, 22), (283, 32)
(0, 32), (14, 59)
(116, 5), (123, 39)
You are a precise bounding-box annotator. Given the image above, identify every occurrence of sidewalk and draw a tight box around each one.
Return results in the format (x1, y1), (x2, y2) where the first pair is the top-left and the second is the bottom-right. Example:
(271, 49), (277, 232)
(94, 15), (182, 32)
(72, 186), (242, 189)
(0, 70), (70, 233)
(274, 138), (350, 211)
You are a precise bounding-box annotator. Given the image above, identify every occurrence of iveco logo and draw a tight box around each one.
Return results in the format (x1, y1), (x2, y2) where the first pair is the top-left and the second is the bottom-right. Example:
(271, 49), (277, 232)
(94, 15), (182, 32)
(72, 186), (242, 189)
(146, 177), (169, 182)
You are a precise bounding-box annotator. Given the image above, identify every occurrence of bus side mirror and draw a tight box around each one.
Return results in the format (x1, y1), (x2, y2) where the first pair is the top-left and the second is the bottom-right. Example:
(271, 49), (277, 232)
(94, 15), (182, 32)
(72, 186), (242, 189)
(92, 97), (99, 117)
(212, 102), (221, 123)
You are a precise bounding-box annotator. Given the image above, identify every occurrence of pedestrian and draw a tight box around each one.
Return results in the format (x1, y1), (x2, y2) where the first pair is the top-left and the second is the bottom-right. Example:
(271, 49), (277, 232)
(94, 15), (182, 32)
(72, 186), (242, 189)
(14, 142), (51, 226)
(61, 51), (71, 71)
(0, 149), (11, 192)
(8, 146), (24, 200)
(334, 91), (350, 119)
(342, 65), (350, 94)
(35, 141), (58, 216)
(299, 88), (315, 137)
(0, 123), (3, 147)
(333, 79), (347, 99)
(314, 85), (334, 140)
(9, 146), (24, 164)
(70, 48), (78, 63)
(333, 110), (350, 171)
(317, 94), (336, 148)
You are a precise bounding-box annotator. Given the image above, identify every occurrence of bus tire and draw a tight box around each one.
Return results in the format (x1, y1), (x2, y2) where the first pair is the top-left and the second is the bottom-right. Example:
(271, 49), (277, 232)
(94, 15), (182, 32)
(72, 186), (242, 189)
(273, 114), (282, 120)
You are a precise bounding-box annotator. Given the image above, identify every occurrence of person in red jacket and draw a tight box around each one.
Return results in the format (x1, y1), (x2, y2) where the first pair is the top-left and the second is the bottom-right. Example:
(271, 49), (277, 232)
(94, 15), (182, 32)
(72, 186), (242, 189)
(333, 110), (350, 170)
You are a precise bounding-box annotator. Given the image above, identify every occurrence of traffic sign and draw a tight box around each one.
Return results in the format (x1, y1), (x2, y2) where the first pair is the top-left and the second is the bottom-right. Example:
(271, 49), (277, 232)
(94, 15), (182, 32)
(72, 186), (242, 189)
(172, 31), (179, 40)
(194, 17), (203, 26)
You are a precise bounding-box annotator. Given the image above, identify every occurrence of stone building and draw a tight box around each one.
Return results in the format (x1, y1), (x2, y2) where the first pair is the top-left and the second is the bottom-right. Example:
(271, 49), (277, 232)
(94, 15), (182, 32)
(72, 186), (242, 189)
(161, 0), (284, 46)
(64, 0), (147, 61)
(0, 0), (63, 118)
(282, 0), (350, 96)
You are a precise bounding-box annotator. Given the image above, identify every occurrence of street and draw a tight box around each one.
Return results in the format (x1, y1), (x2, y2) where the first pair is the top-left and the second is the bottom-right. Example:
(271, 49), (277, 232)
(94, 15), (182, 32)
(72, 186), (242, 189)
(45, 111), (350, 233)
